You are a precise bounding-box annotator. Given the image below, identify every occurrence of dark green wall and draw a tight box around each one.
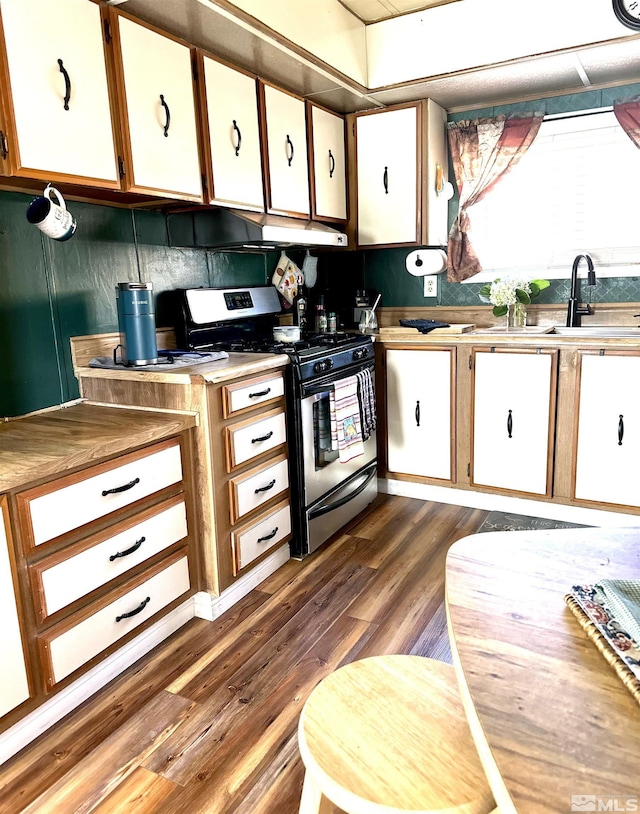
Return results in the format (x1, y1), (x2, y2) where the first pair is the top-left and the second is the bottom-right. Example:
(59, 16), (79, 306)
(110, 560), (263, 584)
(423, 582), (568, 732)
(0, 191), (281, 418)
(363, 81), (640, 309)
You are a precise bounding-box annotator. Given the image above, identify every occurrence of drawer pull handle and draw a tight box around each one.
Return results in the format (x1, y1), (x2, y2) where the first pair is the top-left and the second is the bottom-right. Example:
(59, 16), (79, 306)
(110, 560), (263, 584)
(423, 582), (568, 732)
(329, 149), (335, 178)
(249, 387), (271, 398)
(415, 400), (420, 427)
(115, 596), (150, 623)
(383, 165), (389, 194)
(258, 526), (279, 543)
(252, 431), (274, 444)
(507, 409), (513, 438)
(286, 134), (294, 166)
(109, 536), (145, 562)
(254, 478), (276, 494)
(619, 414), (624, 445)
(57, 58), (71, 110)
(102, 477), (140, 497)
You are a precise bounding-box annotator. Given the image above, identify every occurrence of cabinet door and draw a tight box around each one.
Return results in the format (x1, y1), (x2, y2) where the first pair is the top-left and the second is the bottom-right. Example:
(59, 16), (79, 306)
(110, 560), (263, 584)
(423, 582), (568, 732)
(200, 54), (264, 212)
(0, 496), (30, 718)
(261, 84), (310, 217)
(0, 0), (119, 186)
(472, 350), (555, 495)
(309, 104), (347, 222)
(112, 12), (202, 201)
(386, 348), (454, 480)
(356, 105), (418, 246)
(574, 353), (640, 507)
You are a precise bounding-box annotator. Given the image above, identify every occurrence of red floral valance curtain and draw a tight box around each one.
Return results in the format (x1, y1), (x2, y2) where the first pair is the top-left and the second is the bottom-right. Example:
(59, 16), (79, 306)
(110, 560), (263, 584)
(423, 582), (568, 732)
(614, 99), (640, 149)
(447, 113), (544, 282)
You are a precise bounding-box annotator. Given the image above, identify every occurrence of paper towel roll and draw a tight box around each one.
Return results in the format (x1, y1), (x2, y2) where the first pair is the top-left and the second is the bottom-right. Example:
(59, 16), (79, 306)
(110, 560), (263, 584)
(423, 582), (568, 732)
(405, 248), (447, 276)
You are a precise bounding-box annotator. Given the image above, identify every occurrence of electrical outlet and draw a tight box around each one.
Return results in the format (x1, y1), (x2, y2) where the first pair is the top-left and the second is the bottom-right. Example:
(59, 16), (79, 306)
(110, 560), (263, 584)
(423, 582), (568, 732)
(423, 275), (438, 298)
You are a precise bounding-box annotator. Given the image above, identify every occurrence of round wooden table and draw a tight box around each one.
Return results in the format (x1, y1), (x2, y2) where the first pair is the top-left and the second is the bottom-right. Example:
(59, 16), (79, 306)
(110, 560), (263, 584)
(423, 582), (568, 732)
(446, 527), (640, 814)
(297, 654), (495, 814)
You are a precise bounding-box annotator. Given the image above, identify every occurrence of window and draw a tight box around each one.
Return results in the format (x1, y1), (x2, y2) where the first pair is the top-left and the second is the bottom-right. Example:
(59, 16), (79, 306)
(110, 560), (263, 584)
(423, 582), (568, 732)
(465, 110), (640, 281)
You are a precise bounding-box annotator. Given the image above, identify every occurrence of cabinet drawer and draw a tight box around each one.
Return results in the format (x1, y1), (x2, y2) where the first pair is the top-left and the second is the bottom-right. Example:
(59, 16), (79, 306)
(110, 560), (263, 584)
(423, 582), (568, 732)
(31, 497), (188, 622)
(39, 551), (190, 688)
(225, 410), (286, 470)
(231, 501), (291, 575)
(229, 455), (289, 523)
(222, 373), (285, 417)
(18, 439), (183, 548)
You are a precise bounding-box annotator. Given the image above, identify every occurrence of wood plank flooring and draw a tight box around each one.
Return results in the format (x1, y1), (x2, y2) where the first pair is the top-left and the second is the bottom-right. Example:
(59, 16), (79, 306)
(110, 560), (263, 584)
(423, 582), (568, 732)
(0, 495), (488, 813)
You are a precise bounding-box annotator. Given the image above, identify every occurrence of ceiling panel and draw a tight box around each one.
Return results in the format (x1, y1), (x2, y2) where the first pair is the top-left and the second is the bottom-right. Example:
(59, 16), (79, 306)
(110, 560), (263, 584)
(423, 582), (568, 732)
(339, 0), (460, 24)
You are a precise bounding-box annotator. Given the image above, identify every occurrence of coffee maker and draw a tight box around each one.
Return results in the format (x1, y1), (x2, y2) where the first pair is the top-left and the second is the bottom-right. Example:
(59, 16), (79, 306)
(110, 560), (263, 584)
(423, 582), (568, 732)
(115, 282), (159, 366)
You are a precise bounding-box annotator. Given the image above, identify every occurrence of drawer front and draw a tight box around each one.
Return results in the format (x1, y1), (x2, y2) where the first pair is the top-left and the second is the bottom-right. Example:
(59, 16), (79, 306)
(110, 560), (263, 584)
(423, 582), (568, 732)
(42, 553), (190, 686)
(35, 499), (188, 620)
(227, 411), (286, 469)
(232, 502), (291, 575)
(223, 373), (285, 417)
(230, 457), (289, 523)
(24, 441), (183, 546)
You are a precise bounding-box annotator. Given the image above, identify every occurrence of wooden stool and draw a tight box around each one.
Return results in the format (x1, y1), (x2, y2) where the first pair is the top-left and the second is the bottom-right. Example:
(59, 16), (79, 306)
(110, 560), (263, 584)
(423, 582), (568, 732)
(297, 655), (495, 814)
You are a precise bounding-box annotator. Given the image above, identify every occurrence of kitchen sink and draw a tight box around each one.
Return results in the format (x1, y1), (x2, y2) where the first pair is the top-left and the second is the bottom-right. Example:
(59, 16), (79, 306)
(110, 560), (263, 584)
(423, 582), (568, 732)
(551, 326), (640, 337)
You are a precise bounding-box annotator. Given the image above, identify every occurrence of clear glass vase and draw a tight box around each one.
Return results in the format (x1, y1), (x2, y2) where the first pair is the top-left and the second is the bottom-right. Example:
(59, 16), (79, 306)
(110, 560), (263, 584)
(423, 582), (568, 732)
(507, 302), (527, 329)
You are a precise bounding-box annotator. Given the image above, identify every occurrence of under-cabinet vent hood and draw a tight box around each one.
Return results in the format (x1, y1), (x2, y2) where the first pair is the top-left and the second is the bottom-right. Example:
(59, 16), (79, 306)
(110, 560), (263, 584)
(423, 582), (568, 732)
(166, 208), (349, 251)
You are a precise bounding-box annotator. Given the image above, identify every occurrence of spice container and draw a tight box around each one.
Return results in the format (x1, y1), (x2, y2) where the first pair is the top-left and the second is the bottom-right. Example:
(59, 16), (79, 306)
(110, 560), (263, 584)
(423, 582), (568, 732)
(327, 312), (337, 333)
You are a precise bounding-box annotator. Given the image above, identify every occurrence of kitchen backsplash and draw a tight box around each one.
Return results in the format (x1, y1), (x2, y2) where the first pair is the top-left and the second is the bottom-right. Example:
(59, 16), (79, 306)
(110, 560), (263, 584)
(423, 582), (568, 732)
(0, 190), (284, 418)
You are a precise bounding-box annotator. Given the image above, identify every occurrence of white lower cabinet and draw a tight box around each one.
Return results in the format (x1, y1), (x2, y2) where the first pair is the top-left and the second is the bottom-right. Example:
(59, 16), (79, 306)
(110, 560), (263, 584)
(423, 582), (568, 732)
(574, 351), (640, 508)
(0, 496), (30, 718)
(40, 552), (190, 688)
(472, 348), (557, 496)
(386, 348), (454, 481)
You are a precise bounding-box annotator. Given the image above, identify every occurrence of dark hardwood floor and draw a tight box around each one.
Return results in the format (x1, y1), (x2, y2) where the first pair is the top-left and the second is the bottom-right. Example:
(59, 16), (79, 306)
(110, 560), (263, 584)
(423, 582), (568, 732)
(1, 494), (488, 813)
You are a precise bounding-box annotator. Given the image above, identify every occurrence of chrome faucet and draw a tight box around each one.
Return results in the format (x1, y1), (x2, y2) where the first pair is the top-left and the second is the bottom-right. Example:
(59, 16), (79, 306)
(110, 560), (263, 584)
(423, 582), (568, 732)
(566, 254), (596, 327)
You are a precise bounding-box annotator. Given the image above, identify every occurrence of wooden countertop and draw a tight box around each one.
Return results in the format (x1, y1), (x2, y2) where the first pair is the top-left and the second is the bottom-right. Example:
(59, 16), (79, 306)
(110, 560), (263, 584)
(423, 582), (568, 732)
(377, 330), (640, 347)
(0, 402), (197, 493)
(446, 527), (640, 814)
(74, 352), (289, 386)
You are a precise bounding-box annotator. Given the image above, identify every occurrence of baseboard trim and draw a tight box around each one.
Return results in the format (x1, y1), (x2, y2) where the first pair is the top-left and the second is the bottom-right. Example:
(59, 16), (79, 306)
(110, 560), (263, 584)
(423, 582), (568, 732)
(0, 598), (194, 767)
(194, 543), (290, 621)
(381, 479), (640, 527)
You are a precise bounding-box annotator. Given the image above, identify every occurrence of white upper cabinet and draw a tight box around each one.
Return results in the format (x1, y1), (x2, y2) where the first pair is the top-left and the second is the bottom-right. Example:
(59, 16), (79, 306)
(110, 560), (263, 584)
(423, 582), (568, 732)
(110, 11), (203, 201)
(0, 497), (30, 719)
(574, 352), (640, 508)
(308, 103), (347, 222)
(0, 0), (119, 187)
(260, 83), (310, 217)
(353, 99), (448, 248)
(472, 349), (556, 496)
(199, 54), (264, 212)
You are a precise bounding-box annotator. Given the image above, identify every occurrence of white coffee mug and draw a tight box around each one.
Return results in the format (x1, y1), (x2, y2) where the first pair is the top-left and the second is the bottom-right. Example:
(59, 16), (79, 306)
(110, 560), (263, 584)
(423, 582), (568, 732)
(26, 184), (77, 241)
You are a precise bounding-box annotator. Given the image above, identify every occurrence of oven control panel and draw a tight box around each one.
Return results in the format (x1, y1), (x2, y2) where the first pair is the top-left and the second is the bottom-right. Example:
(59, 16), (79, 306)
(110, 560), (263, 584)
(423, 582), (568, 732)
(314, 359), (334, 374)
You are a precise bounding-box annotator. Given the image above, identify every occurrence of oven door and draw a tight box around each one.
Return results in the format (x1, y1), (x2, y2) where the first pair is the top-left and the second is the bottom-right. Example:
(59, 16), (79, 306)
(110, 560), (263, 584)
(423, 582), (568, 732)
(300, 364), (377, 507)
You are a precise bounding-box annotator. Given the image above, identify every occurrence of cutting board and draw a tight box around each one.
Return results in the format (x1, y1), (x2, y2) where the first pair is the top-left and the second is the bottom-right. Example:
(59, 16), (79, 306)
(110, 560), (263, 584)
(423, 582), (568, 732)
(379, 324), (475, 338)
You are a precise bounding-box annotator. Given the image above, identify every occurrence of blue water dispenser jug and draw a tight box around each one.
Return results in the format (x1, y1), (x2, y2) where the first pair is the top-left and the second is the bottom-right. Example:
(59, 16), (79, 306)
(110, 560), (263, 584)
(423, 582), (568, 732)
(115, 282), (158, 366)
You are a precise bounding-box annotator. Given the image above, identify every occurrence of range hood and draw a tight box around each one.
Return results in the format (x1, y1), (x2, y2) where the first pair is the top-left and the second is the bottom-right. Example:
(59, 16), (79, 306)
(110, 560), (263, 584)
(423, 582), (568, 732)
(166, 208), (349, 251)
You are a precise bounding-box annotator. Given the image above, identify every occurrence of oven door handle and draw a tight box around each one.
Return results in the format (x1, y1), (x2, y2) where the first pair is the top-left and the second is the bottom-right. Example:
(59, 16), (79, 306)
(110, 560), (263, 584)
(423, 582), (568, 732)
(308, 464), (376, 520)
(301, 363), (375, 400)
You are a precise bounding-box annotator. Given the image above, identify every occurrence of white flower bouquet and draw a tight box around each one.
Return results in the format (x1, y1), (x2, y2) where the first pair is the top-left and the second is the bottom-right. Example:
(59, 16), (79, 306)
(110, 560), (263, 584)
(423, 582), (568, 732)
(479, 276), (550, 317)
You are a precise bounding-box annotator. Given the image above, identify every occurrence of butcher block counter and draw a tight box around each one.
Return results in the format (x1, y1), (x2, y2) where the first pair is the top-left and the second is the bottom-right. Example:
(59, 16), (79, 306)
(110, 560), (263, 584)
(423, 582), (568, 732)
(0, 401), (197, 493)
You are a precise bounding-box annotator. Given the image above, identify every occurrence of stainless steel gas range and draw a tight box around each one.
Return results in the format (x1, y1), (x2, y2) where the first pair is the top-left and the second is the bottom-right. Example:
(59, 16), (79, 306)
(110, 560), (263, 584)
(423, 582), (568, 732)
(177, 285), (377, 558)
